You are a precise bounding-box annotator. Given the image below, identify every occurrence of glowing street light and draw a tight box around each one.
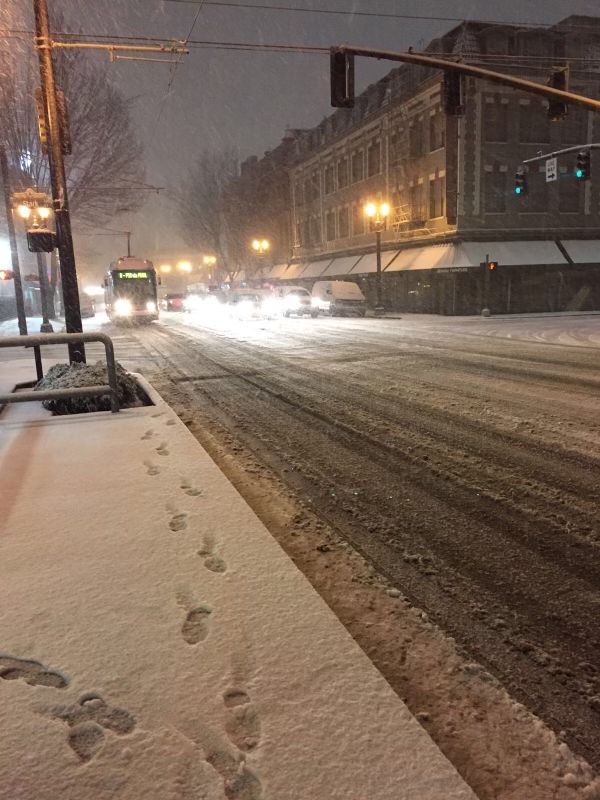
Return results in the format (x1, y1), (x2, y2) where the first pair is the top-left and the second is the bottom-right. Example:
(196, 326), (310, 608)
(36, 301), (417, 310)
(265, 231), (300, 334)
(17, 204), (32, 220)
(159, 264), (172, 274)
(364, 199), (391, 314)
(177, 260), (192, 273)
(203, 254), (217, 266)
(251, 238), (270, 255)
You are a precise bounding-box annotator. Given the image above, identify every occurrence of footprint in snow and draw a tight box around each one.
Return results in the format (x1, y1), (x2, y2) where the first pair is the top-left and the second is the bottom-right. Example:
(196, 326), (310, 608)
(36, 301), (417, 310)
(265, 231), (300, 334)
(141, 429), (154, 440)
(223, 689), (261, 753)
(156, 442), (170, 457)
(181, 606), (212, 645)
(198, 534), (227, 574)
(144, 460), (161, 476)
(0, 654), (68, 689)
(49, 693), (135, 762)
(169, 512), (188, 532)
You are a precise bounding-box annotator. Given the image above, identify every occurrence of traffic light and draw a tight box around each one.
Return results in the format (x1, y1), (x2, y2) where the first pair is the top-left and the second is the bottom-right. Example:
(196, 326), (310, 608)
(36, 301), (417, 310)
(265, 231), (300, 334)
(330, 48), (355, 108)
(576, 150), (591, 181)
(547, 66), (569, 121)
(514, 167), (527, 195)
(442, 71), (464, 116)
(0, 269), (14, 280)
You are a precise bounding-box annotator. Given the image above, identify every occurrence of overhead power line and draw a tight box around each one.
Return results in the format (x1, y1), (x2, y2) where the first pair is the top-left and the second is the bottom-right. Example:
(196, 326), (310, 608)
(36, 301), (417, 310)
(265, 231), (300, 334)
(138, 0), (600, 33)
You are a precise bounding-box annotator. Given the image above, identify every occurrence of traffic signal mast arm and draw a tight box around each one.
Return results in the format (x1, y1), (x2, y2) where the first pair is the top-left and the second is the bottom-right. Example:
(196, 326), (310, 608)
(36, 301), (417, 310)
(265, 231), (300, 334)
(521, 142), (600, 165)
(331, 45), (600, 115)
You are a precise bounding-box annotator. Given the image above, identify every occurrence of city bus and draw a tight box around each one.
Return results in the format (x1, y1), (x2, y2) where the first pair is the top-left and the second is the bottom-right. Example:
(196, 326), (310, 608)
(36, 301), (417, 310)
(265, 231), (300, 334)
(104, 257), (159, 323)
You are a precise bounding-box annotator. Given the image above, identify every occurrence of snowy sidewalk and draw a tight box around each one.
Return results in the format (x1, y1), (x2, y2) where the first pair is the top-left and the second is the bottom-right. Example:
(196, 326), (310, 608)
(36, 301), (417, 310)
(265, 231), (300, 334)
(0, 363), (477, 800)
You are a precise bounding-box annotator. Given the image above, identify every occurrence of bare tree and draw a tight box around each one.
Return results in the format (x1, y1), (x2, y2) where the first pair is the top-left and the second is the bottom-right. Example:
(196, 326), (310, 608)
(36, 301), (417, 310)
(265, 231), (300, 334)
(177, 148), (242, 279)
(0, 19), (145, 314)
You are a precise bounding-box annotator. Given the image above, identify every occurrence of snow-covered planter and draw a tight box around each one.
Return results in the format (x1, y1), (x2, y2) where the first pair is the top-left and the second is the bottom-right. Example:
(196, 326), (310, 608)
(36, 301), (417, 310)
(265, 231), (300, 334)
(35, 362), (150, 415)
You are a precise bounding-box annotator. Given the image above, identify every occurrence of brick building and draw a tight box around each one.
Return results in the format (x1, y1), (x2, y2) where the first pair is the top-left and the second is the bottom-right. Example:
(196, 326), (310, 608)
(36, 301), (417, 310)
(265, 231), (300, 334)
(243, 16), (600, 314)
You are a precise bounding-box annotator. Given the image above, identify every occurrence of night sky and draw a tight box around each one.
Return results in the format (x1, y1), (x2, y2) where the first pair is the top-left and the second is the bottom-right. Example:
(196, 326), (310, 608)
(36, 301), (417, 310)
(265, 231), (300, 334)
(7, 0), (600, 280)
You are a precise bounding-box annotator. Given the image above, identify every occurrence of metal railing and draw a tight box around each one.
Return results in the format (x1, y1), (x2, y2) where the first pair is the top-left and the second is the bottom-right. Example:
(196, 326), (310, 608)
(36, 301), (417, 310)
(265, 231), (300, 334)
(0, 332), (120, 413)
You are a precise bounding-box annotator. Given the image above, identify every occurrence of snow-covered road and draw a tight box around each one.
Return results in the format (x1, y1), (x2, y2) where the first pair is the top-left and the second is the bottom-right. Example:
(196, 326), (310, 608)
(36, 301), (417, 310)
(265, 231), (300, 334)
(3, 311), (600, 797)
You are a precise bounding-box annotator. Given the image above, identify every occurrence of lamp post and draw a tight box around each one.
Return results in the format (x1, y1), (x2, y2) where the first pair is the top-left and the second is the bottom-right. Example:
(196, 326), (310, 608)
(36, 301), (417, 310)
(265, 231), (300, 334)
(251, 238), (270, 279)
(15, 193), (55, 333)
(364, 200), (390, 315)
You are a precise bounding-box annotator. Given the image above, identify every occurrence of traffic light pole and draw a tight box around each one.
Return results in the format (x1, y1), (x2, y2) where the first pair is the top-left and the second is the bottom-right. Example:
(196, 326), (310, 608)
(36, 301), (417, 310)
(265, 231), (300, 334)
(34, 0), (85, 363)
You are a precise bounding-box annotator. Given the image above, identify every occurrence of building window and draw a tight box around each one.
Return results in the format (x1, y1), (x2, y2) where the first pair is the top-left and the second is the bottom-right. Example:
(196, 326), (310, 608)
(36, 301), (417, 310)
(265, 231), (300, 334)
(310, 217), (321, 245)
(519, 102), (550, 144)
(338, 206), (349, 238)
(522, 169), (548, 212)
(429, 112), (445, 151)
(367, 140), (381, 176)
(338, 157), (349, 188)
(558, 173), (581, 213)
(409, 184), (424, 220)
(483, 100), (509, 142)
(352, 204), (364, 235)
(326, 211), (336, 241)
(561, 108), (587, 145)
(352, 151), (364, 183)
(324, 163), (335, 194)
(428, 174), (445, 219)
(484, 168), (507, 213)
(409, 120), (424, 157)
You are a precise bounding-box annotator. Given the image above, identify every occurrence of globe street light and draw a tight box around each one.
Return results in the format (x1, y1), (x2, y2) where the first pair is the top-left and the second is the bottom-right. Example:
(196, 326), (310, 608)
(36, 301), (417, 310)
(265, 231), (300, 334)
(203, 255), (217, 267)
(251, 238), (270, 256)
(364, 200), (391, 315)
(177, 260), (193, 273)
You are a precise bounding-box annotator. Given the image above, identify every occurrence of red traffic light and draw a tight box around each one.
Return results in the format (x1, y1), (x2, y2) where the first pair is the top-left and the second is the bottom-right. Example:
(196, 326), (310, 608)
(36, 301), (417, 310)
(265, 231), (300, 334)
(488, 261), (498, 271)
(0, 269), (14, 280)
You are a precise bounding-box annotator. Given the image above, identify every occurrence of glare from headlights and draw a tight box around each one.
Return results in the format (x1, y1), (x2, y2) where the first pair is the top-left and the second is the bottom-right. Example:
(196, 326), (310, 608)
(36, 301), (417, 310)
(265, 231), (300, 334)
(146, 300), (157, 313)
(262, 296), (282, 315)
(286, 295), (301, 309)
(311, 296), (320, 307)
(237, 299), (255, 317)
(114, 298), (133, 316)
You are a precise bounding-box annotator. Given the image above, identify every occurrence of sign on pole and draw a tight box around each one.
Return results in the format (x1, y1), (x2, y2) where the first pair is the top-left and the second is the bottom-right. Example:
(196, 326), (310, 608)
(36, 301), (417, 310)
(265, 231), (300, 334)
(545, 157), (558, 182)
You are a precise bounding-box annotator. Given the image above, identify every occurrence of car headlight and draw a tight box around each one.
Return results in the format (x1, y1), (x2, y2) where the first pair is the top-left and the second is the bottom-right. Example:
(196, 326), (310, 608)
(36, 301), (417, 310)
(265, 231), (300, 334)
(146, 300), (157, 313)
(114, 298), (132, 316)
(311, 297), (320, 307)
(287, 296), (300, 309)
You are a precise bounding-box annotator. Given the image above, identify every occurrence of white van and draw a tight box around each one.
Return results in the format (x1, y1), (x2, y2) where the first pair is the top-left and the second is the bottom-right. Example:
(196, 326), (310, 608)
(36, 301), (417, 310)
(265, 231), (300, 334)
(311, 280), (367, 317)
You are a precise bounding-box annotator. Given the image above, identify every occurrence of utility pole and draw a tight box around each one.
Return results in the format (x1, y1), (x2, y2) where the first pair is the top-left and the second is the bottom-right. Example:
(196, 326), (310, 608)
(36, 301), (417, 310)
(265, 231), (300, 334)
(34, 0), (85, 362)
(0, 147), (28, 337)
(126, 230), (131, 257)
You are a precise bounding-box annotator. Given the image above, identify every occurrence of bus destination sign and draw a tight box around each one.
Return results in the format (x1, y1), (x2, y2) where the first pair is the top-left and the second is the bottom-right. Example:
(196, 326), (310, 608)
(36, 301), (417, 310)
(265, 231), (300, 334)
(118, 271), (148, 279)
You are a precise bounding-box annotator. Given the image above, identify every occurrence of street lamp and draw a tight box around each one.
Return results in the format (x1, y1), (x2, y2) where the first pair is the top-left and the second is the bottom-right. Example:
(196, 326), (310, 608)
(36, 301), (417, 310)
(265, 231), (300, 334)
(12, 189), (56, 333)
(159, 264), (172, 274)
(203, 255), (217, 267)
(364, 199), (390, 315)
(251, 238), (270, 256)
(177, 260), (192, 273)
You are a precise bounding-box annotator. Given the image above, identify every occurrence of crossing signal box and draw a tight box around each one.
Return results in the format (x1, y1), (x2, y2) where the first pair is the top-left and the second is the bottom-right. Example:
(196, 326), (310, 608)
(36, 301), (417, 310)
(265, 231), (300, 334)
(576, 150), (591, 180)
(27, 230), (56, 253)
(0, 270), (14, 280)
(330, 48), (355, 108)
(514, 168), (527, 195)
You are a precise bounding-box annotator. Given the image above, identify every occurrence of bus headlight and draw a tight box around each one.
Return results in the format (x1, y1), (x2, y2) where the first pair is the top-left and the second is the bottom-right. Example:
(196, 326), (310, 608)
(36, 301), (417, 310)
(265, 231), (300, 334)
(146, 300), (157, 313)
(114, 298), (133, 316)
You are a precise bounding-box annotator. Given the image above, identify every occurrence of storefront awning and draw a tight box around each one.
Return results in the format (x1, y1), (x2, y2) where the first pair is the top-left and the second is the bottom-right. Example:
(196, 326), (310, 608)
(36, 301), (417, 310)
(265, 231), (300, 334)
(302, 259), (333, 278)
(322, 255), (362, 276)
(385, 241), (568, 272)
(267, 263), (290, 278)
(284, 262), (308, 279)
(350, 250), (400, 274)
(560, 240), (600, 264)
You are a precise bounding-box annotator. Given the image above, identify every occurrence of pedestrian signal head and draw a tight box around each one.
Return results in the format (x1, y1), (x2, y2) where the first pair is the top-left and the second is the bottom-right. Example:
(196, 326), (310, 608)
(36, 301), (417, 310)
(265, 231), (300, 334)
(576, 150), (590, 180)
(0, 269), (14, 280)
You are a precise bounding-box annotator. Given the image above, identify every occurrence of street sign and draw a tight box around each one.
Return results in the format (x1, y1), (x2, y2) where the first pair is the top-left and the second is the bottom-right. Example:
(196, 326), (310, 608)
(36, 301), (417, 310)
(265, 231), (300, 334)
(545, 157), (558, 182)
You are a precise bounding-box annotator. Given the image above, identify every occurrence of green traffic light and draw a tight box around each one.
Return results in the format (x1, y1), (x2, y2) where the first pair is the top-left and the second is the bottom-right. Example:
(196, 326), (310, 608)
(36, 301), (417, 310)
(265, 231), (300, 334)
(515, 186), (522, 194)
(576, 169), (584, 179)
